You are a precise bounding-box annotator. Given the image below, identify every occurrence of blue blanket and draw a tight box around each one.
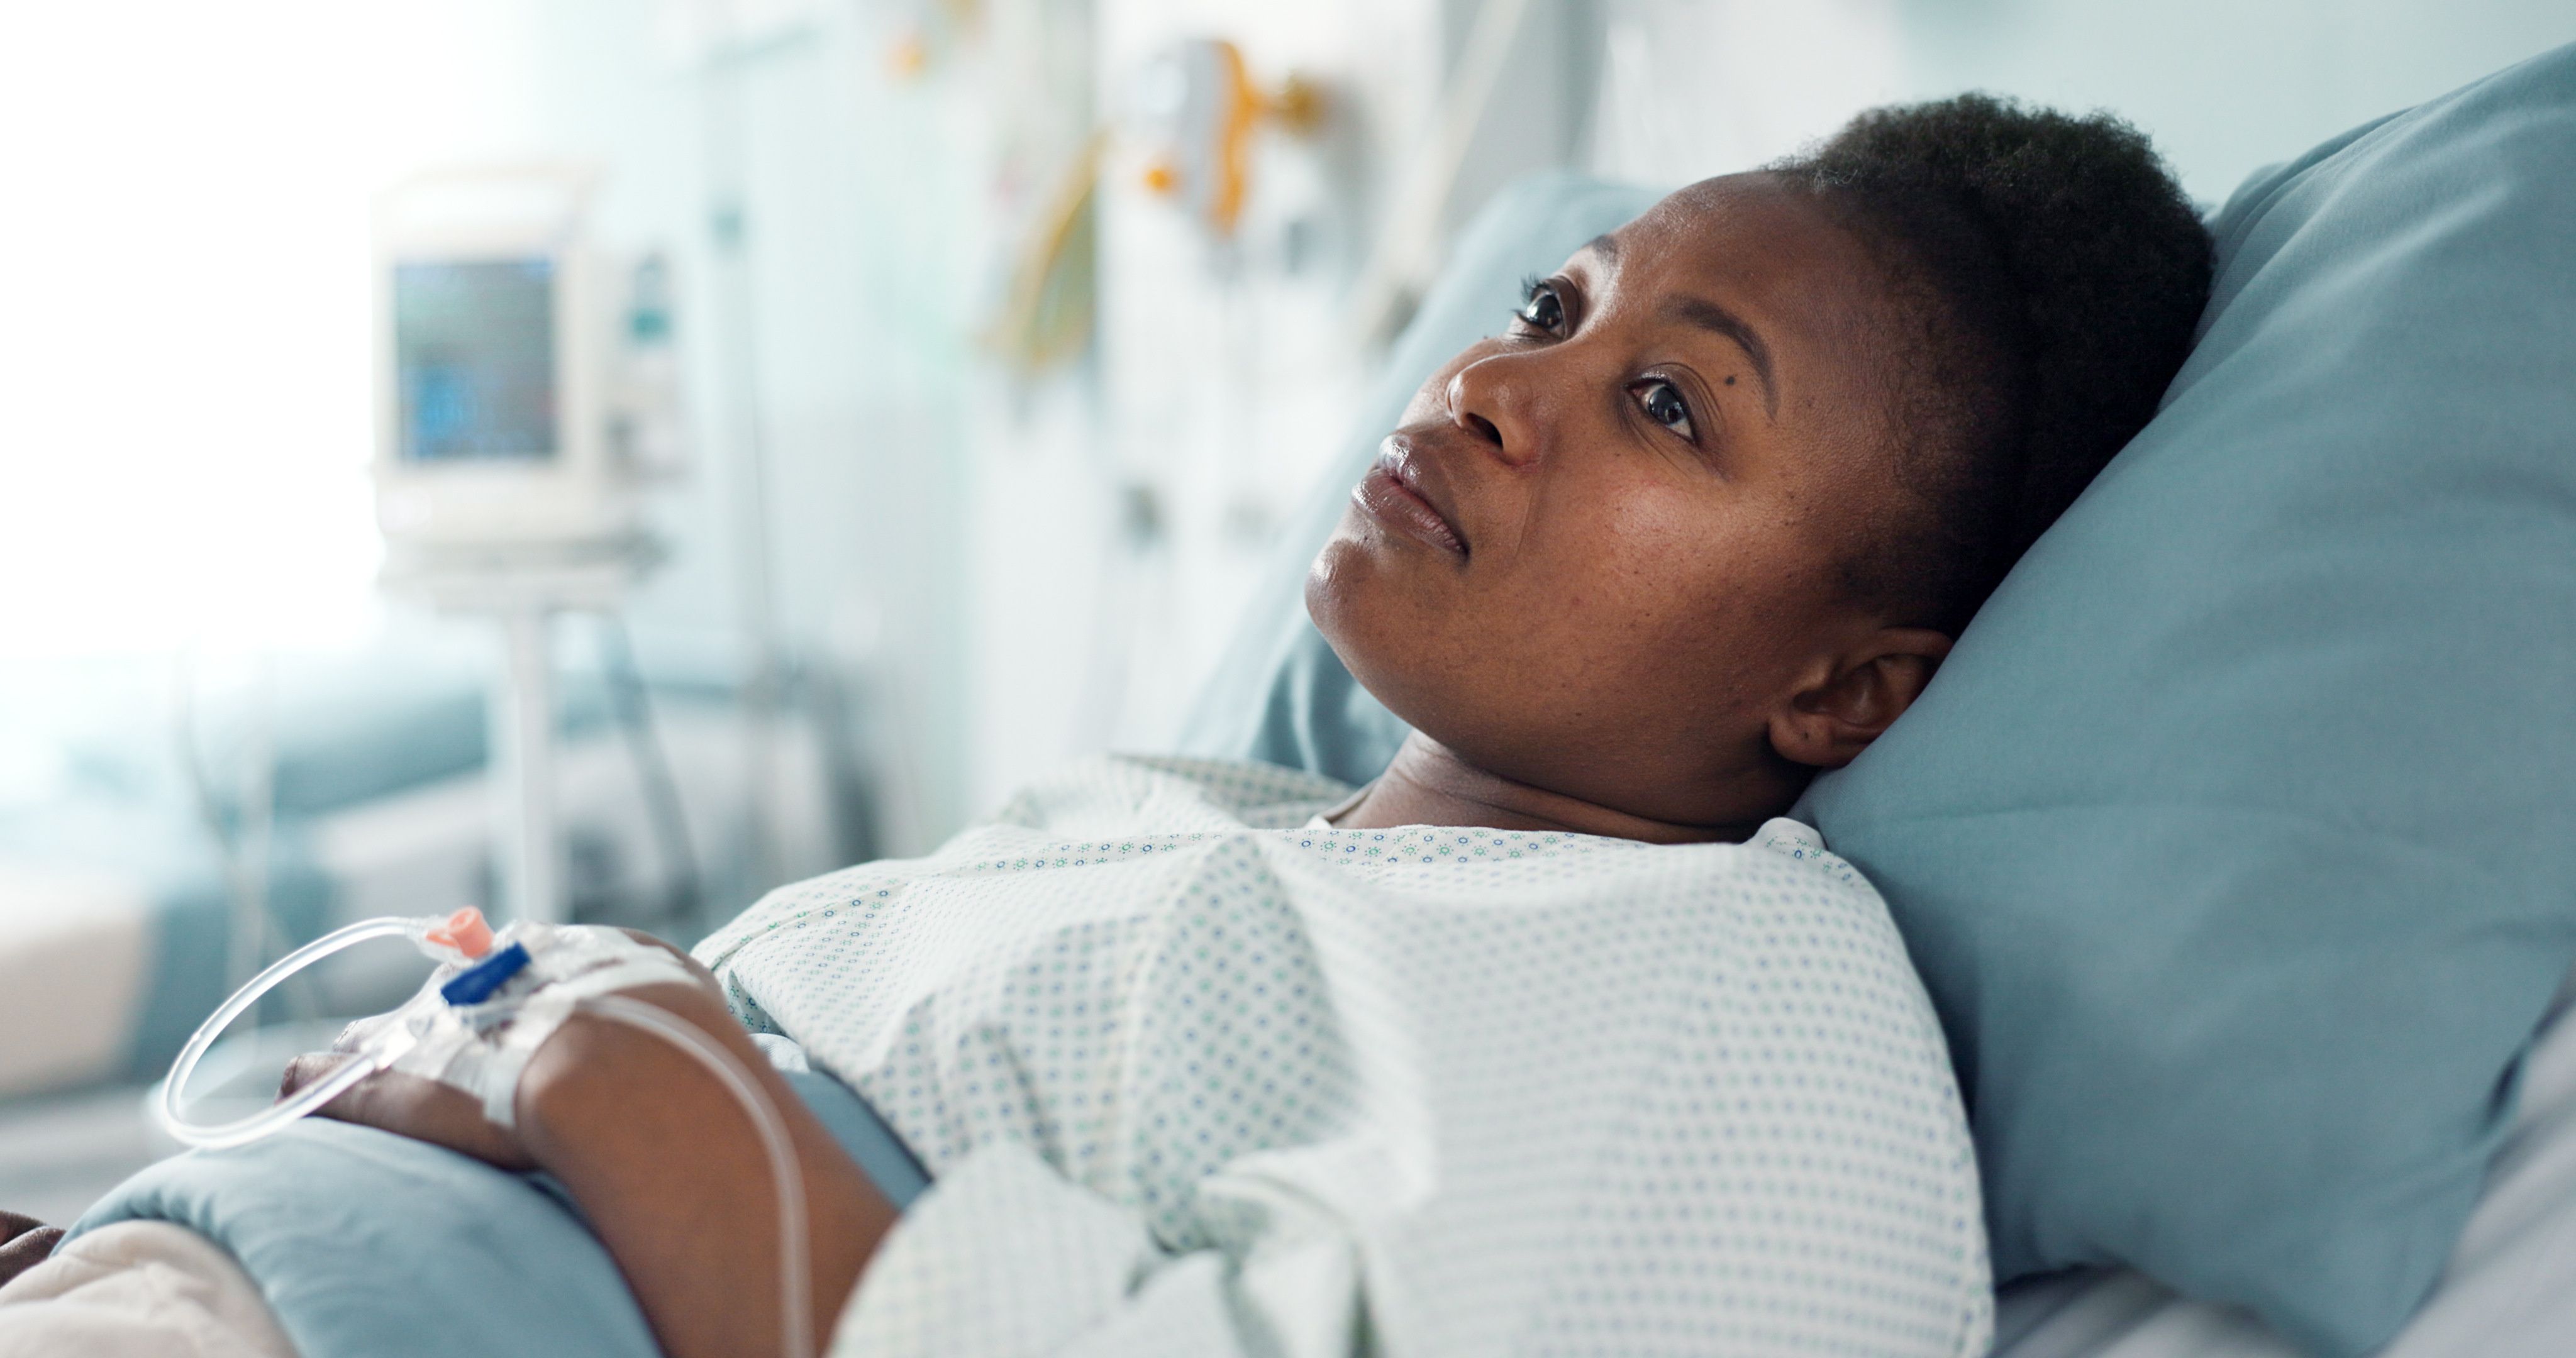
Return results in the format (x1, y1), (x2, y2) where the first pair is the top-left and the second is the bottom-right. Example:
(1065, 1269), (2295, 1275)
(68, 1056), (927, 1358)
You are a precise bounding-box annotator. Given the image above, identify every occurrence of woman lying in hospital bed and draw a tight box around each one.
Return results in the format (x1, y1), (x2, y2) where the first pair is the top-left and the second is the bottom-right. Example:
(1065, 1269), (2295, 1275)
(0, 96), (2211, 1357)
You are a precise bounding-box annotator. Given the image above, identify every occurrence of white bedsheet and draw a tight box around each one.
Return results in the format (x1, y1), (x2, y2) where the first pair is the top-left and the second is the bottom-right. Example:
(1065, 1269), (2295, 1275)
(1994, 959), (2576, 1357)
(0, 1220), (294, 1358)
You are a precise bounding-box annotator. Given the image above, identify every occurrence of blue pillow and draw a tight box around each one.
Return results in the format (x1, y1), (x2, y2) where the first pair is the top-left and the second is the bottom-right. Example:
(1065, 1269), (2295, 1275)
(1177, 173), (1656, 779)
(1800, 44), (2576, 1357)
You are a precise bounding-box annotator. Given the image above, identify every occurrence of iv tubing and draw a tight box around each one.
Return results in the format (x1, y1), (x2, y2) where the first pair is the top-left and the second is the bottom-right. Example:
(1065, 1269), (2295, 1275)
(158, 917), (430, 1151)
(158, 920), (811, 1355)
(583, 993), (812, 1358)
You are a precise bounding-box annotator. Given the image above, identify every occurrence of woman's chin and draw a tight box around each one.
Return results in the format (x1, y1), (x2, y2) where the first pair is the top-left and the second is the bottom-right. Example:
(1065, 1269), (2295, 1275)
(1304, 530), (1392, 642)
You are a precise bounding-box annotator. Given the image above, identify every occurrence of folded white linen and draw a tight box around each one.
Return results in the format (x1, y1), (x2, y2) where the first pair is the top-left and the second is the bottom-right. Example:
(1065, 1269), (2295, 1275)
(1995, 959), (2576, 1358)
(0, 1220), (294, 1358)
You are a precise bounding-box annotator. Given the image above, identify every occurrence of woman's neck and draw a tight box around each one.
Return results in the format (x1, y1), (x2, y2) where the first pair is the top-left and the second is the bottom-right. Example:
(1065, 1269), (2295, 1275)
(1328, 733), (1762, 845)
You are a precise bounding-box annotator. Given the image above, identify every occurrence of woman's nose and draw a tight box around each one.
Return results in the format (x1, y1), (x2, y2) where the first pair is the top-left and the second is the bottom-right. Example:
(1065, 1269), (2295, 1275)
(1445, 355), (1544, 468)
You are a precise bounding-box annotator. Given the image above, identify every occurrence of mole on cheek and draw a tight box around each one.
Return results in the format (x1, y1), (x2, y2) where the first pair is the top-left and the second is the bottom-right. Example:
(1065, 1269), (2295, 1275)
(1724, 375), (1737, 386)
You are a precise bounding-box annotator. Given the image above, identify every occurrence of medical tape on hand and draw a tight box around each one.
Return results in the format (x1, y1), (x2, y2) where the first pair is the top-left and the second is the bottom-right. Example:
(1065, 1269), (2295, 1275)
(278, 918), (809, 1358)
(333, 923), (700, 1129)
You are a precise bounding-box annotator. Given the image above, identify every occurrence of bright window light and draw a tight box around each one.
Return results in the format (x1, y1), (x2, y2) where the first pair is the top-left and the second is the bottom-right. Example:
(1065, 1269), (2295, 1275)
(0, 2), (538, 659)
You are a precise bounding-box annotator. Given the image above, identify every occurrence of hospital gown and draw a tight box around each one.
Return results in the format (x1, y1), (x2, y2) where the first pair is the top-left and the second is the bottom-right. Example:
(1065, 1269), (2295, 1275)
(696, 756), (1991, 1357)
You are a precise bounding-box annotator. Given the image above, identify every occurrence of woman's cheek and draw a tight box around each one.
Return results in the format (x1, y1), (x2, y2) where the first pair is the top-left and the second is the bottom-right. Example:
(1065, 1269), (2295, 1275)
(1591, 494), (1724, 603)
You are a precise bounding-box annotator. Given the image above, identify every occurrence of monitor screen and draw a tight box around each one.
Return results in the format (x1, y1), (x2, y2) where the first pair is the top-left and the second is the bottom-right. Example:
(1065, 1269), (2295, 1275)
(393, 258), (558, 463)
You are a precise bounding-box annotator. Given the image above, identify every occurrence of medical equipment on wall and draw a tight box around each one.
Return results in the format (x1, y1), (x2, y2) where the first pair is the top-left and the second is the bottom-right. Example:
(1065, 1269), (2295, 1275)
(1347, 0), (1535, 346)
(876, 0), (980, 79)
(158, 906), (813, 1358)
(1129, 38), (1322, 240)
(984, 133), (1101, 375)
(987, 35), (1319, 369)
(372, 165), (684, 926)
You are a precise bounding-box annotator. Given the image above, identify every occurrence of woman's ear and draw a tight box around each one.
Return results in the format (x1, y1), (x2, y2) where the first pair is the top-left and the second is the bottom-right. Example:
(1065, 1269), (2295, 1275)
(1767, 627), (1953, 770)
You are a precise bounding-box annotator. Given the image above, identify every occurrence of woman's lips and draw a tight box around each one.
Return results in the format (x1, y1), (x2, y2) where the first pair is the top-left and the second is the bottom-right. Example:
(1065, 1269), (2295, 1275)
(1354, 465), (1467, 557)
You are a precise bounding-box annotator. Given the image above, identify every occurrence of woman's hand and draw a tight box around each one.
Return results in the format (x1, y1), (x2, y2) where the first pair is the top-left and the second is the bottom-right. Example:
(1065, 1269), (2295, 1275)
(277, 929), (897, 1358)
(277, 1053), (538, 1170)
(276, 930), (726, 1172)
(0, 1210), (63, 1289)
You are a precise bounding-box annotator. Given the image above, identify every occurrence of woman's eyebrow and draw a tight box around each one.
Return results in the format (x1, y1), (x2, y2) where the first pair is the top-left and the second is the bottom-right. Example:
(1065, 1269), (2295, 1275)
(1663, 295), (1777, 418)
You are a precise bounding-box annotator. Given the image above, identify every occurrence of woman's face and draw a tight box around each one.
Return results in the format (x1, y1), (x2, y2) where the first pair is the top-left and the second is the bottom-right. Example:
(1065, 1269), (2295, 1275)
(1307, 173), (1940, 828)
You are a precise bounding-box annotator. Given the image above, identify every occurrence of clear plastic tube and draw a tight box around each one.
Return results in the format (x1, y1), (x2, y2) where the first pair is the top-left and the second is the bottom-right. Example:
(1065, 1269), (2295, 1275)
(583, 994), (811, 1358)
(158, 915), (438, 1151)
(155, 919), (812, 1357)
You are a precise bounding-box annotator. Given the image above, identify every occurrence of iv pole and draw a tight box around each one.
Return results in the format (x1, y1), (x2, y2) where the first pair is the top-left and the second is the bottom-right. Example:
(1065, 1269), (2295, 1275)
(496, 602), (558, 924)
(386, 545), (660, 925)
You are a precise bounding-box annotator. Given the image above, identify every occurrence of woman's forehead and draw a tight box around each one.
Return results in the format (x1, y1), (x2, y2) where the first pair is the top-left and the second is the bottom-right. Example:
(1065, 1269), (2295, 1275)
(1595, 175), (1874, 298)
(1580, 176), (1895, 406)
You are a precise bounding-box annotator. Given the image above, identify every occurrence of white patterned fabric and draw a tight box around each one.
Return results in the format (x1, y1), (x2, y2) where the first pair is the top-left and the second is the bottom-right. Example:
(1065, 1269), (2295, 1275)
(0, 1222), (297, 1358)
(696, 755), (1991, 1357)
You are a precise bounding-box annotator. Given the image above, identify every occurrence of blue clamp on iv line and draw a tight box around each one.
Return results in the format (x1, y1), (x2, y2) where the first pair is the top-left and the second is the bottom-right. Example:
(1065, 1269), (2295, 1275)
(440, 941), (533, 1006)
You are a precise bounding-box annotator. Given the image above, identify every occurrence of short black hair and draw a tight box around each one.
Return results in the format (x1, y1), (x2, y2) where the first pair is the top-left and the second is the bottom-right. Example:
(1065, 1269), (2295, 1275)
(1770, 94), (2211, 633)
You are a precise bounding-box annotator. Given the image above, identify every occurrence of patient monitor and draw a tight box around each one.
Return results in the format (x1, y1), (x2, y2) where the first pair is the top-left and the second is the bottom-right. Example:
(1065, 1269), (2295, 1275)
(373, 166), (679, 558)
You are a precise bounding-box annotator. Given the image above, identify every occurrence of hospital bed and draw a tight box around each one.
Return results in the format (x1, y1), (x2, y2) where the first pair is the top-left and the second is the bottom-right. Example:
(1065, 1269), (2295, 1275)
(1987, 960), (2576, 1357)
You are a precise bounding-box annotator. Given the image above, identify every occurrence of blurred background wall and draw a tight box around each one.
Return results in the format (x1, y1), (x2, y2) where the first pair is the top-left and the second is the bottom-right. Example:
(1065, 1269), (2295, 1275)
(0, 0), (2565, 928)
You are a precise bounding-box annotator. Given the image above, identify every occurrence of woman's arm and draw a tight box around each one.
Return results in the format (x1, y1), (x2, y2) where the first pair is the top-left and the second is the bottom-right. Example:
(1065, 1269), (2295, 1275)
(521, 980), (898, 1358)
(286, 971), (897, 1358)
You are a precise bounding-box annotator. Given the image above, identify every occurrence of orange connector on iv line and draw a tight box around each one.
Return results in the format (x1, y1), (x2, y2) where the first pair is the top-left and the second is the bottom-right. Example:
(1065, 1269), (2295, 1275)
(425, 907), (496, 959)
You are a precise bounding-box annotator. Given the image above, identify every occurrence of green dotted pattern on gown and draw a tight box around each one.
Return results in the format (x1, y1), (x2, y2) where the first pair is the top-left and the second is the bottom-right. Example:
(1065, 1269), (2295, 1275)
(696, 755), (1990, 1357)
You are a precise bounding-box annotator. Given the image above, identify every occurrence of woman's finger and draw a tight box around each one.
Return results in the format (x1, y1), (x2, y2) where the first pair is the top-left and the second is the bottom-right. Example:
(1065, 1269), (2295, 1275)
(0, 1225), (63, 1288)
(279, 1051), (355, 1101)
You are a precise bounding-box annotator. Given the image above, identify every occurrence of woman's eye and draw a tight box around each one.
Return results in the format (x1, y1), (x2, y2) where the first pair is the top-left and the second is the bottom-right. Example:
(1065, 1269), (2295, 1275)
(1514, 283), (1565, 334)
(1635, 379), (1695, 439)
